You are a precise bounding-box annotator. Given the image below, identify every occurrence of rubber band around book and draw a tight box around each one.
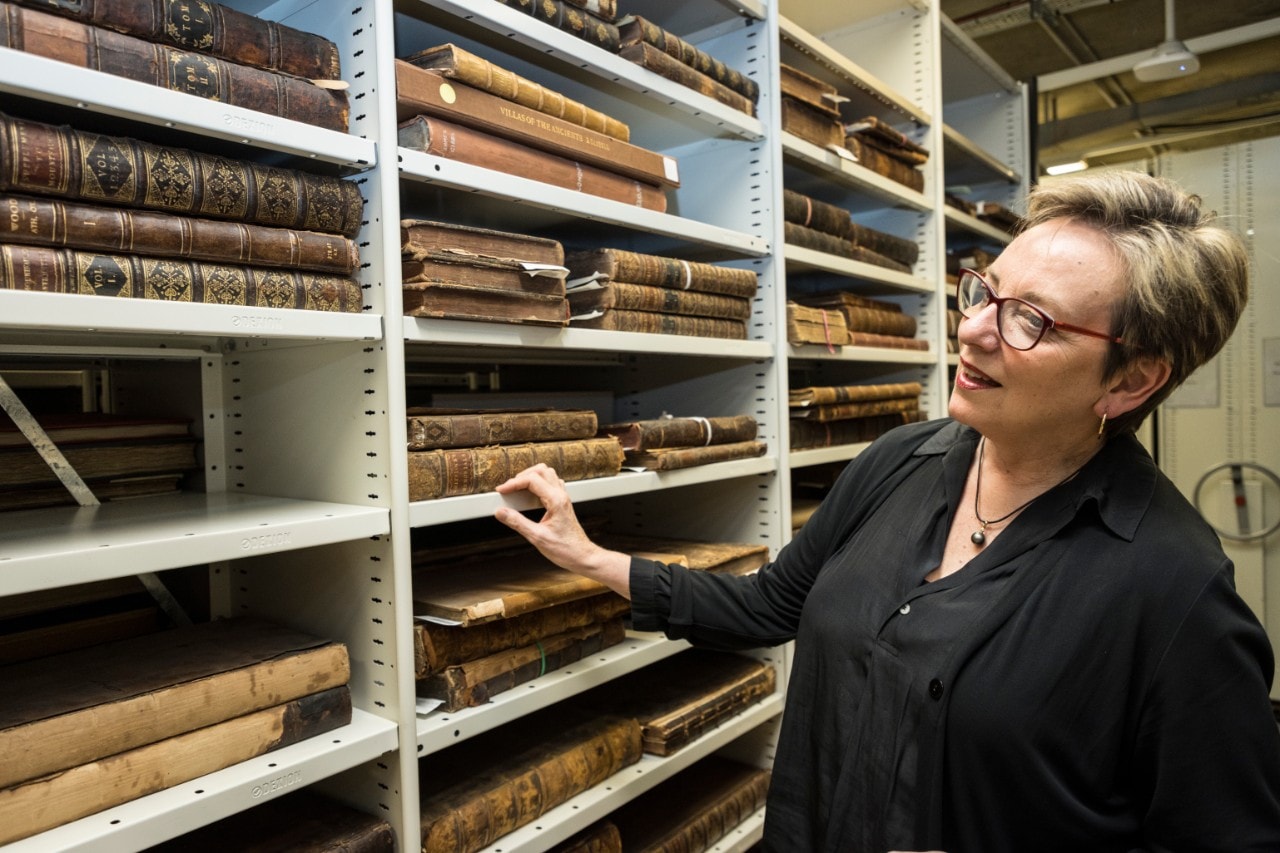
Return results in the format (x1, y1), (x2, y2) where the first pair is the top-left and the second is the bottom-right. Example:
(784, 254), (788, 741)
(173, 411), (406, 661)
(685, 416), (715, 446)
(821, 309), (836, 353)
(679, 259), (693, 290)
(803, 195), (813, 227)
(535, 640), (547, 677)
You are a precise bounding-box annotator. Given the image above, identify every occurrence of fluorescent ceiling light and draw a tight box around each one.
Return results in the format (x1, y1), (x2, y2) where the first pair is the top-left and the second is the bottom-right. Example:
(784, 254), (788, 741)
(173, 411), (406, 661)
(1046, 160), (1088, 176)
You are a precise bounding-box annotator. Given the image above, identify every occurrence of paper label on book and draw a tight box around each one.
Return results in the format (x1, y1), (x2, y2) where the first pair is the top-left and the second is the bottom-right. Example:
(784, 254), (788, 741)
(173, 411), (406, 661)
(823, 93), (851, 106)
(520, 262), (571, 278)
(569, 310), (607, 321)
(438, 82), (458, 105)
(566, 272), (608, 288)
(663, 156), (679, 184)
(830, 144), (856, 162)
(416, 696), (446, 717)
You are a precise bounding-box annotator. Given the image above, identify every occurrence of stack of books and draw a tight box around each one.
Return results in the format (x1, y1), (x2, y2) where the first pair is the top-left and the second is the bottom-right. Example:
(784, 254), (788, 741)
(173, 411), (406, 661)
(786, 300), (851, 350)
(396, 45), (677, 211)
(789, 381), (925, 451)
(843, 116), (930, 193)
(566, 248), (759, 340)
(489, 0), (623, 52)
(0, 114), (365, 312)
(974, 200), (1025, 234)
(404, 407), (624, 501)
(780, 63), (845, 148)
(0, 577), (162, 666)
(400, 219), (570, 327)
(617, 15), (760, 117)
(0, 0), (349, 131)
(792, 291), (926, 351)
(0, 618), (352, 845)
(783, 187), (920, 273)
(599, 414), (767, 471)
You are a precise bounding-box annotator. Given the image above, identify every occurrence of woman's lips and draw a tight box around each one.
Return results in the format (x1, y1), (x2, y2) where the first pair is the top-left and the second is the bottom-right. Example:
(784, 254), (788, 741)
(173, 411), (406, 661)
(957, 358), (1001, 389)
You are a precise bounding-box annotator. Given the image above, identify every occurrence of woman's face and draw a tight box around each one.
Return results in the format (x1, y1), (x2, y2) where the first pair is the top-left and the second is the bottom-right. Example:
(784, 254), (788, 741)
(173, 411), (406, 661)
(949, 217), (1124, 446)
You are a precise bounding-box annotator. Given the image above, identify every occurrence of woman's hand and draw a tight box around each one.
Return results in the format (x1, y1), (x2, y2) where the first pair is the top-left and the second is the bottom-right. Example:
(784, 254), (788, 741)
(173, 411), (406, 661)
(494, 463), (632, 598)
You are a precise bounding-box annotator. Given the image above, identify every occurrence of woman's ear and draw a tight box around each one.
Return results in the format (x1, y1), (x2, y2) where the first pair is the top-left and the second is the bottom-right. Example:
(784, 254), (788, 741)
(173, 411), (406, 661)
(1101, 355), (1172, 417)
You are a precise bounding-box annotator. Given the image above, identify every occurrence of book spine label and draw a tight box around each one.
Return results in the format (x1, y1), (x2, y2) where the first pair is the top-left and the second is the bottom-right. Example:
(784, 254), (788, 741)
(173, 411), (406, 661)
(0, 3), (349, 131)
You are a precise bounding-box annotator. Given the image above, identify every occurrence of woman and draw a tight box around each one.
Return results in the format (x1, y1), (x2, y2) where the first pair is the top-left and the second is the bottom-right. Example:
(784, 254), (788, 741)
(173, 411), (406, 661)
(494, 171), (1280, 851)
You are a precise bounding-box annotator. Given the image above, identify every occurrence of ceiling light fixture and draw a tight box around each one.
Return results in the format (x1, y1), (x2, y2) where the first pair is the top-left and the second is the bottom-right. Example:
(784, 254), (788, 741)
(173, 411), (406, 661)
(1045, 160), (1089, 176)
(1134, 0), (1200, 82)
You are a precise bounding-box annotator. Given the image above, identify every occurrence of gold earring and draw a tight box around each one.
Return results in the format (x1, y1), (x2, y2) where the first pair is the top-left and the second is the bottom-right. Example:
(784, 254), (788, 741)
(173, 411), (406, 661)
(1097, 412), (1108, 437)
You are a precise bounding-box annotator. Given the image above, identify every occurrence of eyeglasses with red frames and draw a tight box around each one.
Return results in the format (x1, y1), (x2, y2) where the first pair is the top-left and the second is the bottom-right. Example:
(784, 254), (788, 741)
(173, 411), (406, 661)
(956, 268), (1124, 351)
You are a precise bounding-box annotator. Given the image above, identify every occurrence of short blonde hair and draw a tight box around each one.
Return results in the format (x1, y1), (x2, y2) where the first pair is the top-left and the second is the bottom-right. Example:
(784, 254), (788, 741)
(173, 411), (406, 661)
(1021, 171), (1248, 438)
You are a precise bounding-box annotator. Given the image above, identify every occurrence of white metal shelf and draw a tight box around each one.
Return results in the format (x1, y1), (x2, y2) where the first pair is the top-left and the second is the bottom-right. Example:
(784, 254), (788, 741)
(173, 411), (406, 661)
(942, 206), (1014, 245)
(943, 124), (1021, 186)
(0, 48), (376, 171)
(789, 442), (871, 469)
(417, 631), (692, 753)
(471, 692), (785, 853)
(783, 245), (933, 293)
(408, 456), (779, 527)
(710, 806), (767, 852)
(782, 134), (931, 212)
(787, 343), (937, 365)
(0, 493), (390, 598)
(1, 709), (398, 853)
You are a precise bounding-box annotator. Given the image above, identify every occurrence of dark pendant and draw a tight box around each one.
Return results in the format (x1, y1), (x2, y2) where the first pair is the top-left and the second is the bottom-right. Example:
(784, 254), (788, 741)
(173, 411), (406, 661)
(970, 530), (986, 546)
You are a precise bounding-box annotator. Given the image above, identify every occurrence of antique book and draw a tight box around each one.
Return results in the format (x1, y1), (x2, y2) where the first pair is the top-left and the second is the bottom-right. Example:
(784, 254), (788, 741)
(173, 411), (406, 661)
(396, 116), (668, 212)
(0, 3), (349, 132)
(797, 397), (922, 423)
(551, 822), (623, 853)
(5, 0), (342, 81)
(0, 473), (184, 512)
(781, 96), (844, 148)
(617, 16), (759, 104)
(395, 63), (678, 188)
(845, 115), (930, 164)
(784, 221), (911, 274)
(793, 292), (917, 337)
(148, 788), (395, 853)
(0, 113), (365, 237)
(592, 534), (769, 576)
(407, 407), (597, 451)
(858, 132), (930, 168)
(0, 193), (360, 274)
(406, 436), (624, 502)
(413, 550), (613, 625)
(780, 63), (841, 116)
(849, 331), (928, 350)
(843, 134), (925, 193)
(572, 308), (747, 340)
(0, 576), (159, 666)
(789, 412), (917, 451)
(782, 187), (852, 238)
(0, 411), (190, 448)
(565, 249), (758, 298)
(418, 709), (642, 853)
(402, 281), (568, 326)
(610, 756), (771, 853)
(848, 219), (920, 268)
(413, 594), (631, 676)
(790, 381), (924, 408)
(561, 0), (617, 22)
(576, 649), (777, 756)
(401, 218), (564, 267)
(0, 616), (350, 789)
(418, 618), (626, 711)
(0, 435), (198, 489)
(785, 301), (851, 348)
(402, 43), (629, 141)
(599, 414), (758, 450)
(489, 0), (621, 52)
(0, 685), (351, 846)
(1, 244), (365, 312)
(791, 497), (822, 531)
(567, 280), (752, 321)
(975, 200), (1023, 233)
(946, 192), (978, 216)
(624, 439), (767, 472)
(401, 253), (568, 297)
(619, 41), (755, 117)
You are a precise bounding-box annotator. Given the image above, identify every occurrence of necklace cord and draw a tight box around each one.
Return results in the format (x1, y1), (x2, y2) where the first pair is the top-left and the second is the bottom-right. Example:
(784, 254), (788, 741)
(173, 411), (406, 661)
(970, 437), (1086, 546)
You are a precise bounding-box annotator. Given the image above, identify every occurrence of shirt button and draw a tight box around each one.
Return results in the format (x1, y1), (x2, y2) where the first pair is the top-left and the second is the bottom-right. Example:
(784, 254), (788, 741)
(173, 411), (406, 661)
(929, 678), (944, 700)
(898, 603), (911, 615)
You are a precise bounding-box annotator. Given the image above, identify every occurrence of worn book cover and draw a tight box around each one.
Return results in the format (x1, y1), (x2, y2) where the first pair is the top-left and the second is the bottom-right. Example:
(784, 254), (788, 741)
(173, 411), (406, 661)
(796, 397), (922, 423)
(565, 248), (758, 298)
(550, 821), (623, 853)
(790, 381), (924, 408)
(784, 221), (911, 274)
(599, 414), (758, 450)
(407, 407), (597, 451)
(0, 576), (160, 666)
(618, 40), (755, 117)
(402, 280), (569, 326)
(790, 412), (918, 451)
(843, 134), (925, 193)
(401, 252), (568, 296)
(489, 0), (621, 52)
(782, 187), (852, 238)
(407, 436), (624, 501)
(571, 308), (747, 340)
(0, 434), (199, 489)
(618, 15), (759, 104)
(780, 62), (841, 116)
(845, 115), (930, 163)
(786, 300), (851, 348)
(401, 217), (564, 267)
(624, 439), (767, 471)
(781, 96), (844, 148)
(793, 291), (917, 336)
(592, 534), (769, 576)
(568, 280), (752, 322)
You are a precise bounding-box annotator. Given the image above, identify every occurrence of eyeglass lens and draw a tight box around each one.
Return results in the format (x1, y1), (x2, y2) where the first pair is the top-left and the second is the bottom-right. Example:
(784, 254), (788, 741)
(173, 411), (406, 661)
(956, 271), (1047, 350)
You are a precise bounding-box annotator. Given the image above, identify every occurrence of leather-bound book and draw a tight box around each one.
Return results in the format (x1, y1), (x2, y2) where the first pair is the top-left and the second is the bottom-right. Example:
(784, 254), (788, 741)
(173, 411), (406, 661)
(576, 649), (777, 756)
(5, 0), (342, 81)
(0, 3), (349, 132)
(609, 756), (771, 853)
(397, 116), (668, 212)
(0, 616), (350, 789)
(0, 685), (351, 846)
(402, 282), (569, 326)
(395, 63), (678, 189)
(561, 0), (618, 23)
(0, 577), (161, 666)
(974, 200), (1023, 233)
(489, 0), (621, 52)
(0, 433), (199, 490)
(785, 301), (851, 348)
(846, 331), (929, 351)
(413, 550), (613, 625)
(848, 219), (920, 268)
(1, 244), (364, 312)
(798, 397), (922, 423)
(784, 221), (910, 273)
(0, 114), (365, 238)
(403, 43), (629, 141)
(418, 708), (643, 853)
(783, 187), (852, 239)
(413, 594), (631, 676)
(0, 473), (184, 512)
(793, 292), (918, 337)
(407, 407), (598, 451)
(592, 534), (769, 577)
(845, 116), (930, 164)
(0, 193), (360, 274)
(568, 280), (753, 321)
(419, 617), (627, 711)
(565, 249), (758, 298)
(148, 788), (395, 852)
(406, 436), (624, 502)
(619, 41), (755, 117)
(571, 309), (747, 340)
(780, 63), (841, 116)
(599, 415), (758, 450)
(618, 16), (760, 105)
(0, 411), (191, 448)
(843, 134), (925, 193)
(781, 96), (844, 148)
(402, 218), (564, 267)
(790, 412), (917, 451)
(790, 381), (924, 408)
(402, 252), (568, 297)
(623, 439), (767, 472)
(550, 821), (623, 853)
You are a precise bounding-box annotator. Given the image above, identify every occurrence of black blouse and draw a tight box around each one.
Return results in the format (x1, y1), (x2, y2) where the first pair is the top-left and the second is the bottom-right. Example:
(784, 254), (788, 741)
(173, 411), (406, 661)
(630, 419), (1280, 852)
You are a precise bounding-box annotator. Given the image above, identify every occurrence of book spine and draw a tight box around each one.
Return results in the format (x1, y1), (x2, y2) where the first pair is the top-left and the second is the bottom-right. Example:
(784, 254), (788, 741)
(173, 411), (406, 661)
(406, 409), (598, 451)
(846, 331), (928, 350)
(792, 381), (923, 407)
(619, 16), (759, 104)
(847, 220), (920, 267)
(560, 0), (617, 23)
(396, 115), (667, 213)
(780, 97), (844, 148)
(618, 41), (755, 118)
(490, 0), (620, 51)
(782, 188), (851, 237)
(575, 308), (747, 340)
(401, 281), (569, 327)
(779, 64), (840, 116)
(784, 221), (854, 258)
(401, 218), (566, 267)
(806, 397), (921, 423)
(0, 686), (352, 846)
(566, 249), (758, 298)
(789, 412), (913, 450)
(602, 415), (758, 450)
(0, 244), (364, 312)
(625, 440), (767, 472)
(0, 3), (349, 132)
(840, 305), (917, 337)
(569, 281), (752, 320)
(0, 113), (365, 237)
(401, 256), (567, 296)
(12, 0), (342, 80)
(843, 135), (924, 193)
(408, 43), (629, 141)
(641, 666), (776, 755)
(406, 437), (624, 501)
(1, 193), (359, 274)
